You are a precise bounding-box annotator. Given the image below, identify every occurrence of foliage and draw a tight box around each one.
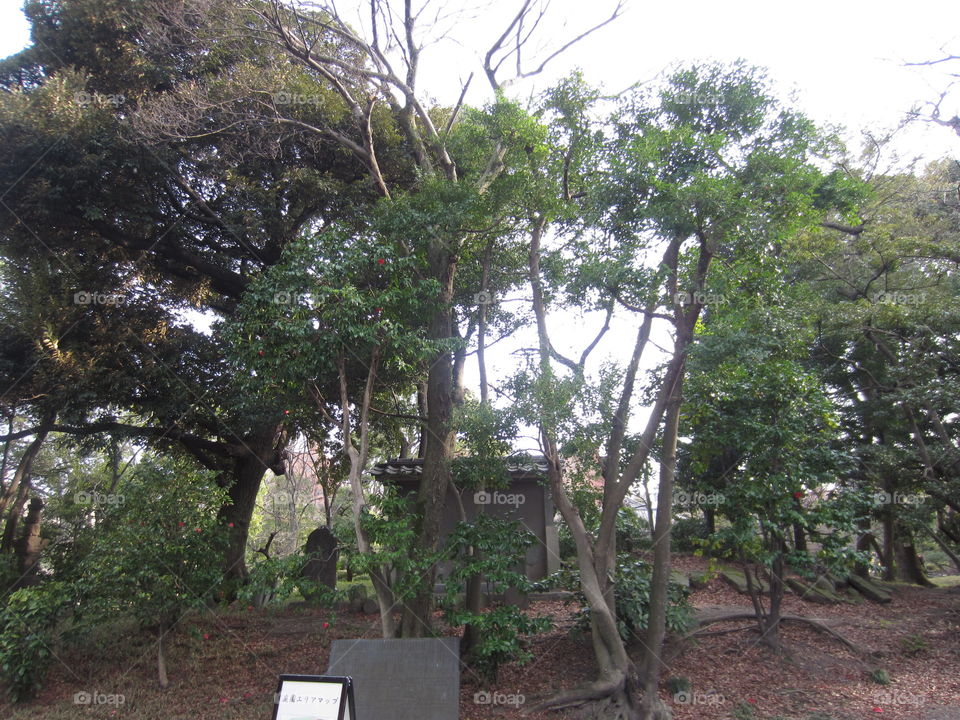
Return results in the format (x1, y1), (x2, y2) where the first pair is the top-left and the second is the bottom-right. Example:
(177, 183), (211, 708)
(671, 516), (712, 554)
(441, 514), (552, 681)
(236, 552), (339, 609)
(352, 487), (437, 610)
(72, 456), (228, 632)
(0, 582), (71, 701)
(549, 555), (692, 643)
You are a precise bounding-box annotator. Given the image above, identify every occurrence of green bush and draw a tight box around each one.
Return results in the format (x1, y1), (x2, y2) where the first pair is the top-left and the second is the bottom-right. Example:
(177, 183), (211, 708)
(441, 514), (552, 681)
(549, 555), (692, 643)
(238, 552), (341, 609)
(671, 516), (711, 553)
(616, 505), (652, 554)
(0, 582), (71, 701)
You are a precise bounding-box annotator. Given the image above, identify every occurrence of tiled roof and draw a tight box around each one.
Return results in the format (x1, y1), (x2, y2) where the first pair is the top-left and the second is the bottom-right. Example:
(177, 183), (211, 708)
(369, 456), (549, 478)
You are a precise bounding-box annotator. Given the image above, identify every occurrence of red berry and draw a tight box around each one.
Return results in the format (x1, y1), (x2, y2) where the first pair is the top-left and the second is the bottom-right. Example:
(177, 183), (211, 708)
(258, 350), (264, 356)
(322, 622), (330, 629)
(793, 491), (803, 499)
(203, 633), (210, 640)
(228, 522), (234, 528)
(377, 258), (385, 265)
(195, 527), (202, 532)
(178, 521), (185, 527)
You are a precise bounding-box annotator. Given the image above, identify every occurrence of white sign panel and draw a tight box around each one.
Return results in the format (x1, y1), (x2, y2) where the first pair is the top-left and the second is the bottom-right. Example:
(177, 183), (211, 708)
(272, 675), (354, 720)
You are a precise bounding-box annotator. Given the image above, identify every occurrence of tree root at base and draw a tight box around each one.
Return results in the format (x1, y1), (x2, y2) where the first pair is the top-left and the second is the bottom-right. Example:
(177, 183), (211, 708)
(686, 612), (864, 655)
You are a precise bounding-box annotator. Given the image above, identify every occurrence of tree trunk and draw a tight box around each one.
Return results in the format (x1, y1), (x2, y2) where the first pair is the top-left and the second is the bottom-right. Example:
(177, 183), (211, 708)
(218, 423), (287, 587)
(1, 476), (32, 554)
(854, 522), (873, 578)
(157, 622), (169, 689)
(920, 524), (960, 573)
(881, 499), (895, 581)
(792, 521), (807, 553)
(760, 539), (786, 649)
(400, 239), (459, 638)
(893, 523), (934, 586)
(639, 373), (683, 720)
(13, 497), (43, 589)
(0, 413), (53, 521)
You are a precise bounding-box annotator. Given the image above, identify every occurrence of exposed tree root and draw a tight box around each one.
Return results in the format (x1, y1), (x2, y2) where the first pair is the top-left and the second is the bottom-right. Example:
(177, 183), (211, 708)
(686, 612), (864, 655)
(525, 678), (623, 713)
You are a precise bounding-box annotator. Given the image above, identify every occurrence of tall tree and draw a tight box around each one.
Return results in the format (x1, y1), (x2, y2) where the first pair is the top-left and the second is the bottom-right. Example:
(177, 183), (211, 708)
(513, 64), (842, 718)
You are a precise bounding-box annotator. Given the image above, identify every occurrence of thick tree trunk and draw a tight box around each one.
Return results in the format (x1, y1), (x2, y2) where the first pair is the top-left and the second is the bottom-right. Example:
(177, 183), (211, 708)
(1, 476), (32, 554)
(13, 497), (43, 589)
(218, 424), (287, 587)
(881, 499), (895, 581)
(793, 521), (807, 553)
(893, 524), (934, 586)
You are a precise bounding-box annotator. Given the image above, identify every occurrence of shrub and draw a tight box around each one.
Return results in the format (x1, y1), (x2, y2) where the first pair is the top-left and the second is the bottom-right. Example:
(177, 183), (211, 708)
(549, 555), (692, 643)
(671, 516), (711, 553)
(441, 514), (552, 681)
(0, 582), (71, 701)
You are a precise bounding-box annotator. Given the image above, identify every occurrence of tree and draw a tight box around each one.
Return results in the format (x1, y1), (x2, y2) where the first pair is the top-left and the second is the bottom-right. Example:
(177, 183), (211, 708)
(0, 0), (386, 583)
(150, 0), (623, 636)
(512, 63), (842, 718)
(682, 290), (860, 648)
(800, 159), (960, 583)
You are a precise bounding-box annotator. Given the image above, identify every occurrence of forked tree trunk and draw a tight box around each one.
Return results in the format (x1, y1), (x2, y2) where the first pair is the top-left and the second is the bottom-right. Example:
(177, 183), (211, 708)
(330, 349), (397, 638)
(0, 413), (54, 522)
(760, 540), (786, 649)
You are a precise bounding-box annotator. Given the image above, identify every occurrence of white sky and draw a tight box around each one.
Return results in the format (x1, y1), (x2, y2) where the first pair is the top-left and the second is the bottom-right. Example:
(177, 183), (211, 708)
(1, 0), (958, 463)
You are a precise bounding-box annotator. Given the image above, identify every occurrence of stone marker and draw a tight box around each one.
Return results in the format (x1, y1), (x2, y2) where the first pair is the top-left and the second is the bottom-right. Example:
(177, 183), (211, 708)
(301, 527), (339, 593)
(846, 574), (892, 603)
(328, 637), (460, 720)
(720, 566), (769, 595)
(785, 577), (840, 604)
